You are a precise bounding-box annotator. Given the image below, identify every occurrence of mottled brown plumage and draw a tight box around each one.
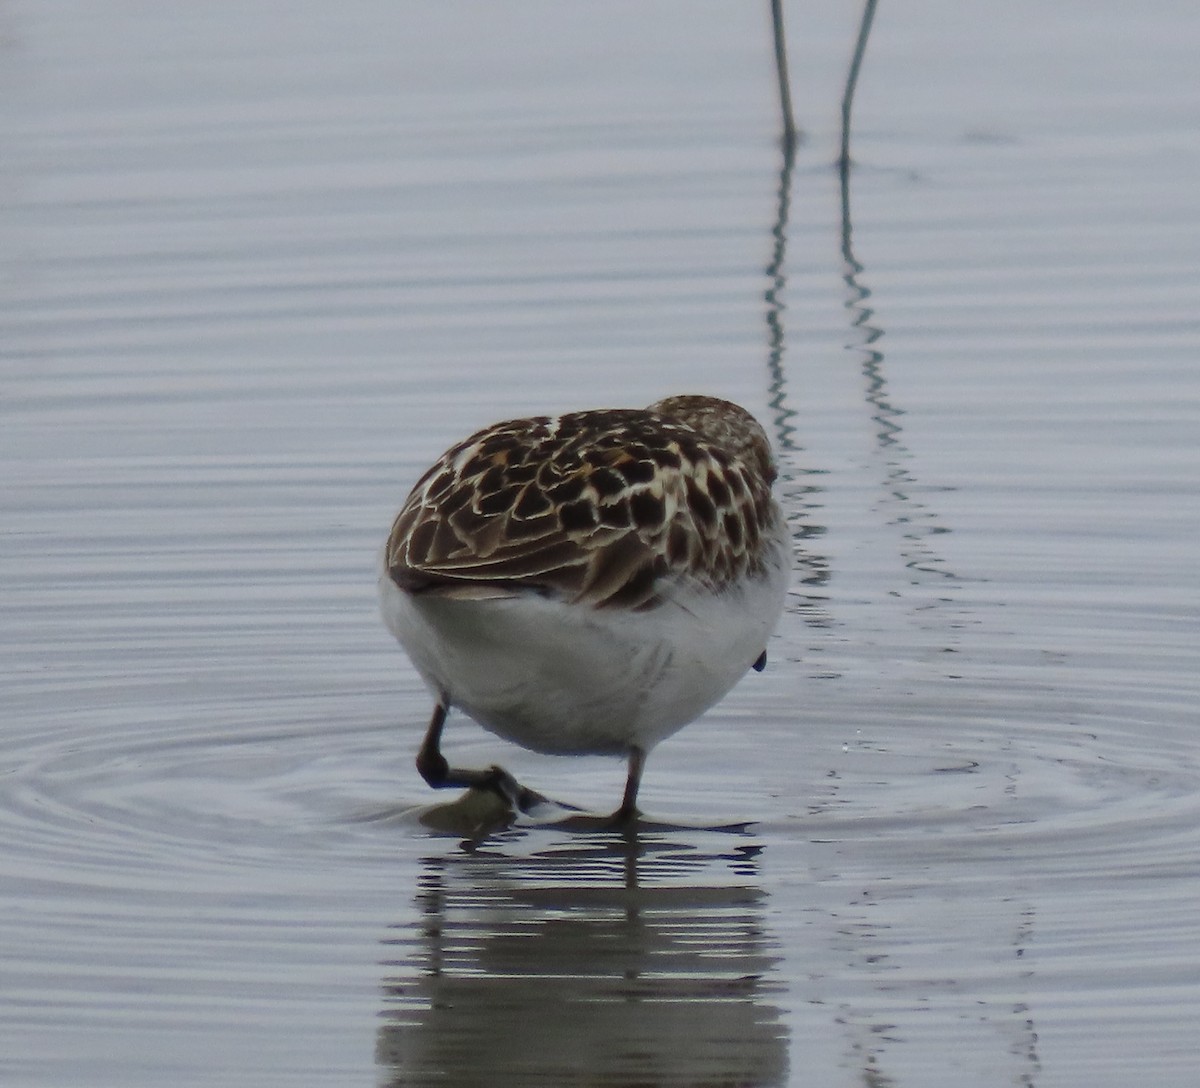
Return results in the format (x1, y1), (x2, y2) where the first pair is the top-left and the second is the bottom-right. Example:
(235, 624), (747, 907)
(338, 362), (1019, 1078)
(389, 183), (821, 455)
(379, 394), (790, 823)
(385, 395), (778, 610)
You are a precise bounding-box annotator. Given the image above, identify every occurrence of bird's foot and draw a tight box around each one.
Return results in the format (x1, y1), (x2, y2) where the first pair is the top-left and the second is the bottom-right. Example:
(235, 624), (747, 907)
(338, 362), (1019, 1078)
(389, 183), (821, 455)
(605, 802), (641, 830)
(481, 765), (550, 815)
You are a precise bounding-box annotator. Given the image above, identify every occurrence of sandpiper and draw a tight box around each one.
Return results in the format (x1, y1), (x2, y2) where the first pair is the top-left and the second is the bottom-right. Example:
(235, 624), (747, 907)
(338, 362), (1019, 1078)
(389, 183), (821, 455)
(379, 394), (790, 823)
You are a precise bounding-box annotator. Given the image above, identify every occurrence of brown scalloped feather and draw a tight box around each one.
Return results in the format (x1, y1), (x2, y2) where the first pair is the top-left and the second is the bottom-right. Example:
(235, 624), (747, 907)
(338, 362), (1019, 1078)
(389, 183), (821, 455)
(385, 396), (778, 611)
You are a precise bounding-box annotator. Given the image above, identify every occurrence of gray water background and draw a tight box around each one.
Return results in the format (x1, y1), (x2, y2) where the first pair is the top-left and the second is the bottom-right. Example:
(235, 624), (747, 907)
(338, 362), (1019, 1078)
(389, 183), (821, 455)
(2, 1), (1198, 1084)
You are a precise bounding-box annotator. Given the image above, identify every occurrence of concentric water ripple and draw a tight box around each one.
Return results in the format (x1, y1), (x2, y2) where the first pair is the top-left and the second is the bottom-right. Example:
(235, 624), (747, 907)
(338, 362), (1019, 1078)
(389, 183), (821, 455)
(4, 1), (1200, 1085)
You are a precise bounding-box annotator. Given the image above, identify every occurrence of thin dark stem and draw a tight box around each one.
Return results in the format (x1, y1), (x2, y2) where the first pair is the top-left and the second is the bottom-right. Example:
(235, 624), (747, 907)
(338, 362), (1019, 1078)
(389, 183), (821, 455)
(770, 0), (798, 148)
(839, 0), (879, 172)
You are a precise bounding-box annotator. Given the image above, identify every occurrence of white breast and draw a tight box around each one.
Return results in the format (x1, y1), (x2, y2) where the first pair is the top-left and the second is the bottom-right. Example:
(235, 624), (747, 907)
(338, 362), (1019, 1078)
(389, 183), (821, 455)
(379, 509), (790, 757)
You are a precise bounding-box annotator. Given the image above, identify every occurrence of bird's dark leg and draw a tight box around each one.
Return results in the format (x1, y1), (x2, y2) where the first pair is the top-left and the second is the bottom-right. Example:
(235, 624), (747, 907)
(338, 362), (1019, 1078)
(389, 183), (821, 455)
(415, 700), (451, 784)
(415, 699), (545, 813)
(609, 746), (645, 826)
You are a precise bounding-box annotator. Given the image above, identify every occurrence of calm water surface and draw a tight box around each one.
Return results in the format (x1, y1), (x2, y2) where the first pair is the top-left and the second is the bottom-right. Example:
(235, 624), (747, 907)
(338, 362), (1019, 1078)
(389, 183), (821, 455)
(2, 1), (1198, 1085)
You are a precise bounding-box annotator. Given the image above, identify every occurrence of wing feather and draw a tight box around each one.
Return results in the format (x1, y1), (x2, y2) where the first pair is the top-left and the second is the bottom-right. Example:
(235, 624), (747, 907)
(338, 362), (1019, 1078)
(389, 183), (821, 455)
(385, 405), (776, 610)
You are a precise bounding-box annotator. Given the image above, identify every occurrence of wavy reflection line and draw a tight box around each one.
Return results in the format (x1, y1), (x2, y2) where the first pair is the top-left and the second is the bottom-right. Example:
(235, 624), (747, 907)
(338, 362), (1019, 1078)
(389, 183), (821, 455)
(838, 2), (958, 589)
(766, 135), (800, 458)
(826, 885), (1041, 1087)
(763, 92), (831, 604)
(828, 8), (1037, 1083)
(376, 834), (789, 1087)
(1011, 903), (1043, 1084)
(761, 21), (834, 635)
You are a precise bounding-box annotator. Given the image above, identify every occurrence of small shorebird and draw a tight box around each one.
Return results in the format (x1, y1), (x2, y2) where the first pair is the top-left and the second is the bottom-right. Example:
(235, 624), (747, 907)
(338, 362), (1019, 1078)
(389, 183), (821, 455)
(379, 394), (790, 824)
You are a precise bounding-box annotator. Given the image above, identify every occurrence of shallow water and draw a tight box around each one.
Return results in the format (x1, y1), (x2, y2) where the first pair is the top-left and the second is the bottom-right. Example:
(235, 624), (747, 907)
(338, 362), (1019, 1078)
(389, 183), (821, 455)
(2, 1), (1199, 1085)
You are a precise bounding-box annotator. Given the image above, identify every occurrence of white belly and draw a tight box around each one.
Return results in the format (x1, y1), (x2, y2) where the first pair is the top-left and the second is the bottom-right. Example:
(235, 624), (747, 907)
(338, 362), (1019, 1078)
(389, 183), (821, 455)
(379, 520), (790, 757)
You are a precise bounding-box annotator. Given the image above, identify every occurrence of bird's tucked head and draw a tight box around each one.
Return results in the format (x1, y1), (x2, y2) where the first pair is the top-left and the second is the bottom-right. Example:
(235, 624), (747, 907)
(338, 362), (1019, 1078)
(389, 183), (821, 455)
(647, 394), (777, 486)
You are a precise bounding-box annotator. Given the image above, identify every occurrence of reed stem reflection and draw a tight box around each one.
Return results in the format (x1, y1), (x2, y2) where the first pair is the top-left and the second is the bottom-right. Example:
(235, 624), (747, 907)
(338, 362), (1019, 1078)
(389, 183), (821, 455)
(838, 22), (958, 589)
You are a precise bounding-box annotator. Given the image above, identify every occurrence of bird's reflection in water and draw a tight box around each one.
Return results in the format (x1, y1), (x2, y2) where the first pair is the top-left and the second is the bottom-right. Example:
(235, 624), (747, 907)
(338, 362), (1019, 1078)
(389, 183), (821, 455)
(376, 831), (789, 1087)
